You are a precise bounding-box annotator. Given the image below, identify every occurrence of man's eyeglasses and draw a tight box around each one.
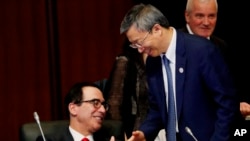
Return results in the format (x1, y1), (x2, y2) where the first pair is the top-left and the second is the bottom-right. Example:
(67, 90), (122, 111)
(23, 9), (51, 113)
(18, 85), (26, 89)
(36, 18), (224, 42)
(81, 99), (109, 111)
(130, 31), (150, 49)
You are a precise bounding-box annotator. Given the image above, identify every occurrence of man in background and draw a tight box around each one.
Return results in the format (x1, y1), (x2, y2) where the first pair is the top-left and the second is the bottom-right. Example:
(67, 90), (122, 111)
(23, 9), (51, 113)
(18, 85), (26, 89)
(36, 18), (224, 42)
(180, 0), (250, 139)
(180, 0), (228, 58)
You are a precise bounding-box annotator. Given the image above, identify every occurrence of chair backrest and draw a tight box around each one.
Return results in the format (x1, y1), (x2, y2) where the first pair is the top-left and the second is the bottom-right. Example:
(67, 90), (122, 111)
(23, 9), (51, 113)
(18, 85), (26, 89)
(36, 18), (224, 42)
(20, 119), (123, 141)
(20, 120), (69, 141)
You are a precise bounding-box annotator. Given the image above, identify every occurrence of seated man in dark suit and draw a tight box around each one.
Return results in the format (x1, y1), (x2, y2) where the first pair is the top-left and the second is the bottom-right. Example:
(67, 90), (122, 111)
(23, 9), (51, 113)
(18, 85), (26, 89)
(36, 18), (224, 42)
(37, 82), (123, 141)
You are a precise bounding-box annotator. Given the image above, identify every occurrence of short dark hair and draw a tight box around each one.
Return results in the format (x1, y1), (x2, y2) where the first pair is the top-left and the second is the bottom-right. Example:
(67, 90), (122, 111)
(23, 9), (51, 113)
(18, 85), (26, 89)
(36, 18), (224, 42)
(64, 82), (102, 116)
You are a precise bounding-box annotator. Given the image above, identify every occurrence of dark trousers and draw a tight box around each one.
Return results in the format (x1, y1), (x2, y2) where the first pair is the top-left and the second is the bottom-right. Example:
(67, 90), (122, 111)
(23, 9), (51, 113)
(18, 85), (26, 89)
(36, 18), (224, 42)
(176, 133), (182, 141)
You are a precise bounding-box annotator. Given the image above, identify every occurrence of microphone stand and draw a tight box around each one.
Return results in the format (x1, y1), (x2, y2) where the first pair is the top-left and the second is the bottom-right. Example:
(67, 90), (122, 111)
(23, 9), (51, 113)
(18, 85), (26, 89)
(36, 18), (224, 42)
(34, 111), (46, 141)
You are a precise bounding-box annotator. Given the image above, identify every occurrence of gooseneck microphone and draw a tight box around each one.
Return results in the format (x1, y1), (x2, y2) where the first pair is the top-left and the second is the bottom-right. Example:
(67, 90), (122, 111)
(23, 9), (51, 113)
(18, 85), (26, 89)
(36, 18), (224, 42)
(185, 126), (198, 141)
(34, 111), (46, 141)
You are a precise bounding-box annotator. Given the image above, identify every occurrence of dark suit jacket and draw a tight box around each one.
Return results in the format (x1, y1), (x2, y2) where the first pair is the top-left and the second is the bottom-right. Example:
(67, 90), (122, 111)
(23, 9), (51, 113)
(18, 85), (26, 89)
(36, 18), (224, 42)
(36, 125), (123, 141)
(179, 27), (229, 64)
(179, 27), (247, 133)
(139, 30), (238, 141)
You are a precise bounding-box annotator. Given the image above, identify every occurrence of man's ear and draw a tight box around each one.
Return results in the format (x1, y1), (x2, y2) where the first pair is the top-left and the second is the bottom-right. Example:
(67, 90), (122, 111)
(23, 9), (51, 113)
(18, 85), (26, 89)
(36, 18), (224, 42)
(184, 10), (190, 23)
(68, 103), (77, 116)
(152, 24), (162, 36)
(152, 24), (161, 31)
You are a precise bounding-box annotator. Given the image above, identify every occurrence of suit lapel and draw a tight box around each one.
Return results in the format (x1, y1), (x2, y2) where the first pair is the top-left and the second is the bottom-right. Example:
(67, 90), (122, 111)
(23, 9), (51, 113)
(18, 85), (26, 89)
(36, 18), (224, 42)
(148, 56), (168, 118)
(175, 31), (186, 121)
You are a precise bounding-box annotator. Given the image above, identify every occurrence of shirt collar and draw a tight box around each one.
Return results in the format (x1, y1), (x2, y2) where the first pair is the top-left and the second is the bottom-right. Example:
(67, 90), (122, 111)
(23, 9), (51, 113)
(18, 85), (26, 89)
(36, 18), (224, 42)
(69, 126), (94, 141)
(186, 24), (210, 40)
(162, 27), (176, 65)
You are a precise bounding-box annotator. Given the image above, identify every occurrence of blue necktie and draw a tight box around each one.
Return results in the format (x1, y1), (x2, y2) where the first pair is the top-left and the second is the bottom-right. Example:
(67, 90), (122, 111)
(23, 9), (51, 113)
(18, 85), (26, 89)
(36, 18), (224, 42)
(162, 55), (176, 141)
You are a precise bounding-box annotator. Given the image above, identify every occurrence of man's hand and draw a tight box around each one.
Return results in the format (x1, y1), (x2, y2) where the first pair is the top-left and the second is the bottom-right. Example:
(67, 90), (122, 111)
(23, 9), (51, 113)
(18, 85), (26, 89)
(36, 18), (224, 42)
(127, 130), (146, 141)
(110, 136), (115, 141)
(240, 102), (250, 117)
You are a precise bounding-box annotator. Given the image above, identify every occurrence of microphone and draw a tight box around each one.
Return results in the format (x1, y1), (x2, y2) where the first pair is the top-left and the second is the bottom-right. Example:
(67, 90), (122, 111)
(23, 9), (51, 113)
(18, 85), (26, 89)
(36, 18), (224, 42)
(185, 126), (198, 141)
(34, 111), (46, 141)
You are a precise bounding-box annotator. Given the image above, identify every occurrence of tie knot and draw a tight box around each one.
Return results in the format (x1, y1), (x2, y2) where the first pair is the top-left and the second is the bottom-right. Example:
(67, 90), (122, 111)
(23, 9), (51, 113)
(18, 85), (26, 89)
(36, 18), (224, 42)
(162, 55), (170, 64)
(82, 137), (89, 141)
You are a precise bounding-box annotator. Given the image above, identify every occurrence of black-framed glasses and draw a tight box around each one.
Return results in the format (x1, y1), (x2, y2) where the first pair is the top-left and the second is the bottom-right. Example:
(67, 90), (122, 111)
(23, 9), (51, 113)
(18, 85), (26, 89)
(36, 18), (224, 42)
(130, 31), (150, 49)
(81, 99), (109, 111)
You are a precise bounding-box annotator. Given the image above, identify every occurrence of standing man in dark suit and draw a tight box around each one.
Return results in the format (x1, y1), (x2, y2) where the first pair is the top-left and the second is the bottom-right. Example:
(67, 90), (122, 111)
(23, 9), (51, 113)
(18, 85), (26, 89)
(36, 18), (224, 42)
(180, 0), (250, 139)
(120, 3), (238, 141)
(36, 82), (119, 141)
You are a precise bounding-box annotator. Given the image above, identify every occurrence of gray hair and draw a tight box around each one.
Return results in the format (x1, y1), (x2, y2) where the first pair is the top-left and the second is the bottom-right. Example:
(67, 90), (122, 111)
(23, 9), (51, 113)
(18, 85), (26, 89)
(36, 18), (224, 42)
(120, 3), (170, 34)
(186, 0), (218, 12)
